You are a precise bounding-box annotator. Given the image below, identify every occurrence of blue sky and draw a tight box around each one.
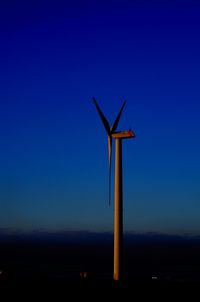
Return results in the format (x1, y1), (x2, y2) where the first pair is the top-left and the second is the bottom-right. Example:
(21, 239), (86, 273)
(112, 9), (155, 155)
(0, 0), (200, 235)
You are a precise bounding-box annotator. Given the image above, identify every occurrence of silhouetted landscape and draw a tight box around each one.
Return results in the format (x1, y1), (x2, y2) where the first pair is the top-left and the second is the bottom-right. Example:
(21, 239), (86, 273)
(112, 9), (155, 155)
(1, 231), (200, 297)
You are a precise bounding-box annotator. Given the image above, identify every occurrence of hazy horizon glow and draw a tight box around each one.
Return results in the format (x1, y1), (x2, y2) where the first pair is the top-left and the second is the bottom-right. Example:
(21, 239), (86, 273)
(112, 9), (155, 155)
(0, 1), (200, 235)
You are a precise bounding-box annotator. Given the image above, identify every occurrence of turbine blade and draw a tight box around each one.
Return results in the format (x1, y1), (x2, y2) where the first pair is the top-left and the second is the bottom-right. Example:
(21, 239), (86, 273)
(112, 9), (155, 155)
(93, 97), (111, 135)
(108, 135), (112, 206)
(111, 100), (126, 133)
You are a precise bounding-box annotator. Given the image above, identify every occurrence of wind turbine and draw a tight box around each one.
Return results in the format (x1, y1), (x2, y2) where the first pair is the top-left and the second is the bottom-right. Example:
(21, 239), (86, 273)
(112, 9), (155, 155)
(93, 97), (136, 281)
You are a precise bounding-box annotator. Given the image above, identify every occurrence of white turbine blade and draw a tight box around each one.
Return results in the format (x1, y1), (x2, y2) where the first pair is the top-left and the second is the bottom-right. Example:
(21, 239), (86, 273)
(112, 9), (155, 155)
(93, 97), (111, 135)
(108, 135), (112, 206)
(93, 97), (113, 205)
(111, 100), (126, 133)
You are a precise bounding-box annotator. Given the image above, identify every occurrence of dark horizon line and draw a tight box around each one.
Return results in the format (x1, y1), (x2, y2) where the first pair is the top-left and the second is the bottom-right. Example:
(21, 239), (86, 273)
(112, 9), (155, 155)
(0, 228), (200, 241)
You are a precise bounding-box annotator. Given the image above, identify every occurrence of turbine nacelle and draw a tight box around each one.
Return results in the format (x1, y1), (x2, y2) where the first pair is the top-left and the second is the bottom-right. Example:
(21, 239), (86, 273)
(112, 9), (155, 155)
(112, 130), (136, 139)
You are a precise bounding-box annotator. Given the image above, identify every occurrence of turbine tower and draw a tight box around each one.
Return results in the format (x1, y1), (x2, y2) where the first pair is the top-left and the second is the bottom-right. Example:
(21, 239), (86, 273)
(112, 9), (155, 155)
(93, 98), (136, 281)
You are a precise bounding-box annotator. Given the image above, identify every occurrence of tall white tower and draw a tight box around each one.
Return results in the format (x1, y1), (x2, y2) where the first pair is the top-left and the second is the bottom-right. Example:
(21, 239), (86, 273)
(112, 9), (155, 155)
(93, 98), (135, 281)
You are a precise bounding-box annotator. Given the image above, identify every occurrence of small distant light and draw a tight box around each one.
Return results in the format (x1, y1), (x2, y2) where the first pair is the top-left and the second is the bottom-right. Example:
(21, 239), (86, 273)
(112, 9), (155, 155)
(152, 276), (158, 280)
(80, 271), (88, 278)
(0, 271), (3, 275)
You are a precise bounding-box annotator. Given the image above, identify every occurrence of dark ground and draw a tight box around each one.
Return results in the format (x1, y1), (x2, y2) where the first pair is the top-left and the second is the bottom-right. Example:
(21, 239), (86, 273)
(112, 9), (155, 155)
(0, 232), (200, 298)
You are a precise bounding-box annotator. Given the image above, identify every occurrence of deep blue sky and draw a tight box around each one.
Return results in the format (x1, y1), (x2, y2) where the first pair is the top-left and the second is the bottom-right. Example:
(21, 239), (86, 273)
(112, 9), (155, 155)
(0, 0), (200, 235)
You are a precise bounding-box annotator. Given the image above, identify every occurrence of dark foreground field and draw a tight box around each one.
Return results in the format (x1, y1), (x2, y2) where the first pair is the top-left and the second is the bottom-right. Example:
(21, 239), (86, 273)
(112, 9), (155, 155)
(0, 232), (200, 298)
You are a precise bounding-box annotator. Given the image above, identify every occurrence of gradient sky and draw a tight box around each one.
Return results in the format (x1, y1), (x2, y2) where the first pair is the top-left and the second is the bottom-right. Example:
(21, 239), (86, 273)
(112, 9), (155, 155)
(0, 0), (200, 235)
